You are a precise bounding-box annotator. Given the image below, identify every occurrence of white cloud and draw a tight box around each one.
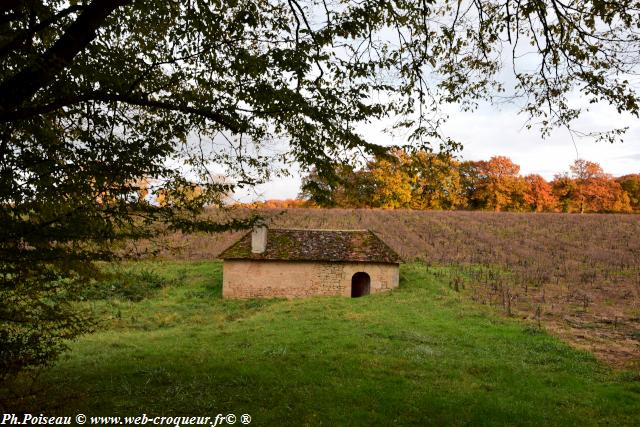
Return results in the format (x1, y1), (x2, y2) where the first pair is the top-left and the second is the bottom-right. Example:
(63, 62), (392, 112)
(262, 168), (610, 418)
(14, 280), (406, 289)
(441, 102), (640, 180)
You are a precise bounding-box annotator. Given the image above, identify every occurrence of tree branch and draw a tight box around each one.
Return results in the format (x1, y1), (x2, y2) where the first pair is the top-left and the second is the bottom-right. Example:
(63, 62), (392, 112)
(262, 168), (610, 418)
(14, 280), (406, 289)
(100, 93), (245, 134)
(0, 92), (244, 134)
(0, 5), (86, 58)
(0, 0), (131, 114)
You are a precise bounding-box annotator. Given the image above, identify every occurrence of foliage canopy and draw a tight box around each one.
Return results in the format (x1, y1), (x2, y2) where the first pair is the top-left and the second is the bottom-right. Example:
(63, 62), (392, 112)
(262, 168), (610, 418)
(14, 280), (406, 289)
(301, 153), (634, 213)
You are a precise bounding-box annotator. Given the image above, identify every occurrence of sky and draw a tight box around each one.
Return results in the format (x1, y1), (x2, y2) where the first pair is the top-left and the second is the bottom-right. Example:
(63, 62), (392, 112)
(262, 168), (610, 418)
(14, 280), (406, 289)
(236, 101), (640, 202)
(230, 5), (640, 202)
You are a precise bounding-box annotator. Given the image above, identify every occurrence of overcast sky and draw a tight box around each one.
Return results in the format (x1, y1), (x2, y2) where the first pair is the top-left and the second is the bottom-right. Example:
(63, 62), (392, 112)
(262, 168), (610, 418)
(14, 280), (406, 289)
(235, 99), (640, 202)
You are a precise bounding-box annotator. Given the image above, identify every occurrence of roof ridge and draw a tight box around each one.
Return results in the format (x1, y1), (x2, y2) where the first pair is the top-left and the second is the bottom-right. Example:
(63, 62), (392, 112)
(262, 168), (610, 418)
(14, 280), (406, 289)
(218, 227), (401, 263)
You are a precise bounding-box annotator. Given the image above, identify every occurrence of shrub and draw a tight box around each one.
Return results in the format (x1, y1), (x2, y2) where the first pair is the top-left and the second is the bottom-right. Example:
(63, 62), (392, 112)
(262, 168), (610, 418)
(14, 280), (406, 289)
(76, 268), (170, 302)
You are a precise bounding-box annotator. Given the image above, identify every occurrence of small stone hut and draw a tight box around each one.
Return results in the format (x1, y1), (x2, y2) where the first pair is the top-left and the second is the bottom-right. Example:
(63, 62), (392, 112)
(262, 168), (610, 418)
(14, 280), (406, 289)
(219, 224), (401, 299)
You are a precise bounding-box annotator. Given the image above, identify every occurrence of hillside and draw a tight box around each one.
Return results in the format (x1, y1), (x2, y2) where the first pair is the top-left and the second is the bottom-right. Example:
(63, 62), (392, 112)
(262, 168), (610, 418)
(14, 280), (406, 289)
(149, 209), (640, 366)
(6, 262), (639, 425)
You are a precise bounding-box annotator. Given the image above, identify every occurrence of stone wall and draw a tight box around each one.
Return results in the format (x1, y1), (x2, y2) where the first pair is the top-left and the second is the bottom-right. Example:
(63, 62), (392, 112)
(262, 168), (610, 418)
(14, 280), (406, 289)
(222, 260), (399, 299)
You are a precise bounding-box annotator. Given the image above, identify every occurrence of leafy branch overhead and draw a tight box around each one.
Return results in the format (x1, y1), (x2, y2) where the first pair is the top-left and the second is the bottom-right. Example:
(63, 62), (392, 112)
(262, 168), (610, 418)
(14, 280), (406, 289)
(3, 2), (639, 154)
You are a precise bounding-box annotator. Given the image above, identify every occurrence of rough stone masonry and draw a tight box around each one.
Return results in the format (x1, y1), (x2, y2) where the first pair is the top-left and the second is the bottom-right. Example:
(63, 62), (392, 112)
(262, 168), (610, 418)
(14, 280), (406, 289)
(219, 226), (401, 299)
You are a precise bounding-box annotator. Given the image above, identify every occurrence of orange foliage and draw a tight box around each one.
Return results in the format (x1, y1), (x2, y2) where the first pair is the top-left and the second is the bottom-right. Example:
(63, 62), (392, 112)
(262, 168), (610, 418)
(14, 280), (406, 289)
(472, 156), (526, 212)
(299, 152), (637, 214)
(566, 160), (632, 213)
(94, 177), (150, 206)
(524, 174), (558, 212)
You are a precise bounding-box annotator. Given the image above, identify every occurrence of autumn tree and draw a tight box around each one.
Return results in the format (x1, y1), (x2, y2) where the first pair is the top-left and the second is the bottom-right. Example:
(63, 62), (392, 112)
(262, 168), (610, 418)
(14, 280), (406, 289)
(366, 154), (413, 209)
(551, 173), (576, 213)
(457, 161), (482, 210)
(3, 0), (640, 376)
(581, 179), (633, 213)
(523, 175), (557, 212)
(404, 151), (464, 210)
(569, 160), (631, 213)
(156, 183), (205, 208)
(471, 156), (527, 212)
(571, 159), (607, 182)
(608, 185), (633, 213)
(300, 165), (374, 208)
(301, 154), (413, 209)
(618, 175), (640, 211)
(302, 150), (462, 209)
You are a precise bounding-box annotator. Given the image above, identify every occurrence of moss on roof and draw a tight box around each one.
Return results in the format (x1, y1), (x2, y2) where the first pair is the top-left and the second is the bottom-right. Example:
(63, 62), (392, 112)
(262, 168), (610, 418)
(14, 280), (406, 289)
(219, 228), (401, 264)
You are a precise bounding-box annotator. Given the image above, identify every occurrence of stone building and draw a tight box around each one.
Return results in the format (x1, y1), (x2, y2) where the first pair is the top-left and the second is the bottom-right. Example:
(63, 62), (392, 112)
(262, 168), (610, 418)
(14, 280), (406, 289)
(219, 224), (401, 299)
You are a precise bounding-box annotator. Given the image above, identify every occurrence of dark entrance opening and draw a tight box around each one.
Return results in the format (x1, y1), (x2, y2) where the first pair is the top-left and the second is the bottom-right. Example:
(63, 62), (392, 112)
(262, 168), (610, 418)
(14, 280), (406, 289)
(351, 272), (371, 298)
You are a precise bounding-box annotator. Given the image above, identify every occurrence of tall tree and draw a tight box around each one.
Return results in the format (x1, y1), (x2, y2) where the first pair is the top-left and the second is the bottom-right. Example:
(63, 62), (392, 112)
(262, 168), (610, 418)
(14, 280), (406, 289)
(472, 156), (526, 211)
(523, 174), (557, 212)
(404, 151), (464, 210)
(367, 154), (413, 209)
(458, 161), (482, 210)
(2, 0), (640, 376)
(618, 175), (640, 211)
(569, 160), (631, 213)
(551, 173), (577, 213)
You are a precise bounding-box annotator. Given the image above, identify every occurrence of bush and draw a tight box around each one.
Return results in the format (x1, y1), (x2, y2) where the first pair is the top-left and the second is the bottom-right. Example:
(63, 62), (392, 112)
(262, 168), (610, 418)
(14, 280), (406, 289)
(0, 267), (166, 381)
(0, 277), (94, 381)
(76, 268), (170, 302)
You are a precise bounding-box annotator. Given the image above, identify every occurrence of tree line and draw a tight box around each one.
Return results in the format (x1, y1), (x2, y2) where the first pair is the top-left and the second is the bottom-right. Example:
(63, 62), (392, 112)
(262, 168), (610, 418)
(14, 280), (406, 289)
(299, 151), (640, 213)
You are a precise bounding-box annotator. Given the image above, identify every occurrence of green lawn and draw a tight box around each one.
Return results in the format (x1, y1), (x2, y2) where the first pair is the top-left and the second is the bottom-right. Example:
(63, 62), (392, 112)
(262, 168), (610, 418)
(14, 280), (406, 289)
(15, 262), (640, 426)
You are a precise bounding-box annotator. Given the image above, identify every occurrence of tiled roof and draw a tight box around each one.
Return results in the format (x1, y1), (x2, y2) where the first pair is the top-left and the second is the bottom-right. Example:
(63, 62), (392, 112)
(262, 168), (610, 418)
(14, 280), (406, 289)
(219, 228), (401, 264)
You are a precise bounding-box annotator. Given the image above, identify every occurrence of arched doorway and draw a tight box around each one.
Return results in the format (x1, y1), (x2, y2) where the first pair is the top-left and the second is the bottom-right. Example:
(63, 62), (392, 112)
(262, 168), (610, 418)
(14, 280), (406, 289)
(351, 272), (370, 298)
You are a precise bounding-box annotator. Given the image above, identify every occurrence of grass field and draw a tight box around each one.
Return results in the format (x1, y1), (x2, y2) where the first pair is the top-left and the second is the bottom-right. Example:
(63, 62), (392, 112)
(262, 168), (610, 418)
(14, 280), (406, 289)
(142, 209), (640, 366)
(6, 261), (639, 426)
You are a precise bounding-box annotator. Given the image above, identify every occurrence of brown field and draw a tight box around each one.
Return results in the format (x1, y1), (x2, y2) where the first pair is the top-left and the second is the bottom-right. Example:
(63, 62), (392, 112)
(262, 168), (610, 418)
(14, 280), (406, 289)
(141, 208), (640, 368)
